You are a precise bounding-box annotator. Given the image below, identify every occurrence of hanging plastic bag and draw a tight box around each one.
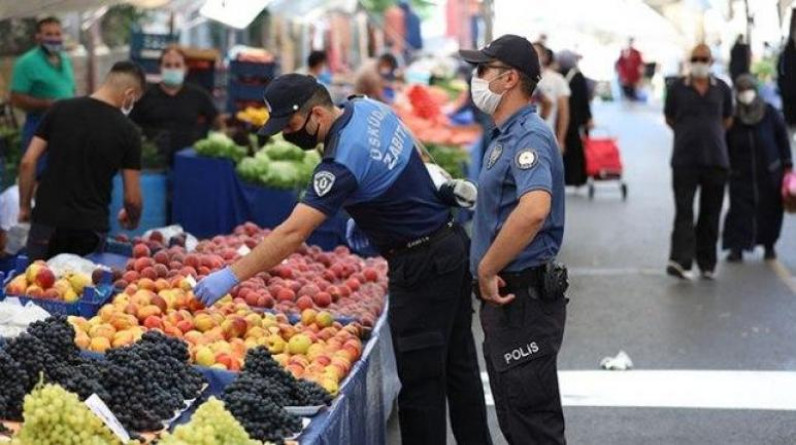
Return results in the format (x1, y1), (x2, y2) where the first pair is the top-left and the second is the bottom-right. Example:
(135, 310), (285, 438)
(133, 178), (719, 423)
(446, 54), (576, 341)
(783, 171), (796, 213)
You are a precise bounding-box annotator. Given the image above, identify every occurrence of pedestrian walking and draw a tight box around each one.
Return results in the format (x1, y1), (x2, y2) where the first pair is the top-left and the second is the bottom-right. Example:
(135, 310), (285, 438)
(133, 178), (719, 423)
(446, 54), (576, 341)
(558, 50), (593, 187)
(194, 74), (493, 445)
(616, 38), (643, 101)
(723, 75), (793, 261)
(460, 34), (569, 445)
(664, 44), (734, 280)
(729, 34), (751, 82)
(533, 43), (570, 151)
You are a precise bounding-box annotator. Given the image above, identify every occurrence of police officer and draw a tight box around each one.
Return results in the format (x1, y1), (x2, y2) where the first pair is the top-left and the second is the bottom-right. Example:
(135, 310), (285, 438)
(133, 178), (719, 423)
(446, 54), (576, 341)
(194, 74), (493, 445)
(460, 35), (569, 444)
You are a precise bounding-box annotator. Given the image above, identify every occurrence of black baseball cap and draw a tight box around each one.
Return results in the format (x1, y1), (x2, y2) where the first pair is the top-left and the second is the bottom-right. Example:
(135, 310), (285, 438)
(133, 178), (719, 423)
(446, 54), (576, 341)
(258, 74), (321, 136)
(459, 34), (542, 82)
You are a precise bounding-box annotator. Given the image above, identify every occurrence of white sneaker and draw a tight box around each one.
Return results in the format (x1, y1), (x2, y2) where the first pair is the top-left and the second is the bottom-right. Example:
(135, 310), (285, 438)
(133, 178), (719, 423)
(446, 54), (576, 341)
(700, 270), (715, 281)
(666, 261), (690, 280)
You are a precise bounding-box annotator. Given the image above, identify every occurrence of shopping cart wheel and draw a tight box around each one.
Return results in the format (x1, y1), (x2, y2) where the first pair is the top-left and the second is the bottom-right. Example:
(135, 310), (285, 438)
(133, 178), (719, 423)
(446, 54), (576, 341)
(588, 183), (595, 200)
(621, 183), (628, 201)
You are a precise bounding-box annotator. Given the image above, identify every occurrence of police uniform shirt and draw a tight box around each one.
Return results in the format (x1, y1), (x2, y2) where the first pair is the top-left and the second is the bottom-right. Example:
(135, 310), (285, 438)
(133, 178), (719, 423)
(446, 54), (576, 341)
(302, 98), (449, 251)
(470, 105), (565, 275)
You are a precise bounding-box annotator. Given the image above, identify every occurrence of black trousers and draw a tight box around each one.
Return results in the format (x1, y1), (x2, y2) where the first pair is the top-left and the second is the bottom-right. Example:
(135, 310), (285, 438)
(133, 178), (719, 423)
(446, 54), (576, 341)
(669, 167), (728, 271)
(480, 280), (567, 445)
(387, 225), (493, 445)
(26, 223), (106, 262)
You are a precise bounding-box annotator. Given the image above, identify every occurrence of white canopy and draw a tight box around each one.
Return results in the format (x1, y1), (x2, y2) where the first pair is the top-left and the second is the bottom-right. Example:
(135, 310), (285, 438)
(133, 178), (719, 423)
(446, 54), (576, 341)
(0, 0), (171, 19)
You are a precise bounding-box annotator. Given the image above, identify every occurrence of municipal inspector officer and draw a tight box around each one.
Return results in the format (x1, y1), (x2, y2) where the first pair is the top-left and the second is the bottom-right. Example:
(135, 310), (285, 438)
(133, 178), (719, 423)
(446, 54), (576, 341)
(460, 35), (569, 444)
(194, 74), (493, 445)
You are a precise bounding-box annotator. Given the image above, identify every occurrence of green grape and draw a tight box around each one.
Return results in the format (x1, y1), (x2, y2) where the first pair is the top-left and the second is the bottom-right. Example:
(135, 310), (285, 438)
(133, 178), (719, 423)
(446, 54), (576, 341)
(13, 383), (125, 445)
(160, 397), (262, 445)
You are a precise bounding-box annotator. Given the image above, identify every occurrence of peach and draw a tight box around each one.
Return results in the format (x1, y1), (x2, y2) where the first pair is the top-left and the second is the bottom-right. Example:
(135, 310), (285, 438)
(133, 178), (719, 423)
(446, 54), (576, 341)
(287, 334), (312, 355)
(272, 353), (289, 367)
(5, 275), (28, 295)
(25, 285), (44, 298)
(137, 278), (156, 291)
(316, 311), (334, 328)
(143, 315), (164, 330)
(33, 266), (56, 289)
(176, 320), (195, 334)
(221, 316), (248, 339)
(137, 305), (162, 321)
(112, 330), (135, 348)
(89, 323), (116, 341)
(183, 330), (203, 345)
(150, 295), (168, 313)
(75, 331), (91, 349)
(89, 337), (112, 353)
(110, 313), (137, 331)
(245, 326), (267, 339)
(263, 335), (286, 354)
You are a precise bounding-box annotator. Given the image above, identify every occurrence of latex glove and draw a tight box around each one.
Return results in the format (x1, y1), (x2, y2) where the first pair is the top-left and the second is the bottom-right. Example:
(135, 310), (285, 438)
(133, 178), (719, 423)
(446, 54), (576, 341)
(194, 267), (239, 307)
(346, 219), (374, 254)
(451, 179), (477, 209)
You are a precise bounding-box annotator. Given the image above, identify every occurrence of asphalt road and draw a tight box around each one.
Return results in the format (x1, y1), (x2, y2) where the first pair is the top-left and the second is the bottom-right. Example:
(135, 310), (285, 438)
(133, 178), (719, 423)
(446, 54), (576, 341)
(387, 100), (796, 445)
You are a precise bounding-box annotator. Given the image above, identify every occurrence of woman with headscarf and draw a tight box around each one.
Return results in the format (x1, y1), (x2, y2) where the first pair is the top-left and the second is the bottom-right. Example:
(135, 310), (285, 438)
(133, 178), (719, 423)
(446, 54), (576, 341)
(723, 75), (793, 261)
(558, 50), (593, 186)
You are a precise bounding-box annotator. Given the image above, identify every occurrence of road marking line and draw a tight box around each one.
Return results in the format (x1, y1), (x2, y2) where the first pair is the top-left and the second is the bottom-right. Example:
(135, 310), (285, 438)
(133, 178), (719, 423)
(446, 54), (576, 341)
(769, 259), (796, 295)
(481, 370), (796, 410)
(567, 267), (663, 277)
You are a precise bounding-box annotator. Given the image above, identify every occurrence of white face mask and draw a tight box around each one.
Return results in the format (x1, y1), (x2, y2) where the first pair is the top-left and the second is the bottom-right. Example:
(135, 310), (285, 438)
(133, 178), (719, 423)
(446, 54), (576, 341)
(121, 94), (136, 116)
(690, 62), (711, 79)
(738, 90), (757, 105)
(470, 71), (509, 115)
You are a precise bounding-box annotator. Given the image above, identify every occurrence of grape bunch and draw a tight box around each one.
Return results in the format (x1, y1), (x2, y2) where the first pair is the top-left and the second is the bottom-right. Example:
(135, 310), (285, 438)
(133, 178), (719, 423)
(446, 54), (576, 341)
(4, 333), (56, 388)
(158, 397), (262, 445)
(222, 389), (302, 444)
(242, 347), (332, 406)
(100, 333), (205, 432)
(26, 315), (79, 359)
(11, 382), (141, 445)
(0, 348), (29, 420)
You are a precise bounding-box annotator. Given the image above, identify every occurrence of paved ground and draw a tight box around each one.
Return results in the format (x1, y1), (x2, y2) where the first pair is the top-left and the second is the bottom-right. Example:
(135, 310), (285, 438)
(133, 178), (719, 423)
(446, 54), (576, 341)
(387, 100), (796, 444)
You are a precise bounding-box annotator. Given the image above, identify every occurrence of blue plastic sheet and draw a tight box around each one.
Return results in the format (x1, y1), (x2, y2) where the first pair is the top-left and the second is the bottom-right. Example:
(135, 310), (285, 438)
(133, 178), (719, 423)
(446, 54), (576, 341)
(172, 149), (346, 250)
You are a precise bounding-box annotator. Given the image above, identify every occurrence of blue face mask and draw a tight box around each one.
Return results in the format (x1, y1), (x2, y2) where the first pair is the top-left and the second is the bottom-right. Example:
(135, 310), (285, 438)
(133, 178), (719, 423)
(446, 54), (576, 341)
(317, 69), (333, 85)
(41, 39), (63, 54)
(161, 68), (185, 87)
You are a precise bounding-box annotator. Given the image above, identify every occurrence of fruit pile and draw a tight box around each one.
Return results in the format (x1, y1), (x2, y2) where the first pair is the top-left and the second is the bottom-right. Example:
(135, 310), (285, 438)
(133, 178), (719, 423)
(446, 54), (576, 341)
(0, 316), (206, 433)
(111, 229), (189, 254)
(221, 347), (330, 443)
(10, 382), (142, 445)
(4, 261), (94, 303)
(70, 288), (364, 388)
(158, 397), (268, 445)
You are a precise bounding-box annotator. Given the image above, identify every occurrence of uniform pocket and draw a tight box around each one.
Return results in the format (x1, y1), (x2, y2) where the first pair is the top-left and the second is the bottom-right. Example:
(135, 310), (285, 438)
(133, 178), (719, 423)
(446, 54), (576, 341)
(505, 353), (559, 409)
(395, 331), (446, 385)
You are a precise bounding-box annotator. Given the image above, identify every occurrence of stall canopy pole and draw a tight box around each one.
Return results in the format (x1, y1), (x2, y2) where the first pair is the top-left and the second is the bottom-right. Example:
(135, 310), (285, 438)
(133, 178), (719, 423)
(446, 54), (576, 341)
(482, 0), (493, 43)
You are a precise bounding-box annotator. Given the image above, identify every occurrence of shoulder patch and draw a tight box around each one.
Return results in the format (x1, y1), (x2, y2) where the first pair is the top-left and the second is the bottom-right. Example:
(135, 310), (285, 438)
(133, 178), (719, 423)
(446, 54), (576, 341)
(313, 171), (336, 197)
(515, 149), (539, 170)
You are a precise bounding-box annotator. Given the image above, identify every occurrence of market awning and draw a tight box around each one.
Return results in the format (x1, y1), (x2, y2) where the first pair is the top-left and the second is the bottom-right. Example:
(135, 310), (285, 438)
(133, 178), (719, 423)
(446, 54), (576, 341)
(0, 0), (171, 19)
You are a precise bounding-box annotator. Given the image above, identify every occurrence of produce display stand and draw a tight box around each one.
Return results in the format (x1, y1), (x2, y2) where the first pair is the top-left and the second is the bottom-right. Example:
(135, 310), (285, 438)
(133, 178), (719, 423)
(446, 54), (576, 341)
(109, 171), (168, 236)
(227, 60), (278, 114)
(172, 149), (347, 250)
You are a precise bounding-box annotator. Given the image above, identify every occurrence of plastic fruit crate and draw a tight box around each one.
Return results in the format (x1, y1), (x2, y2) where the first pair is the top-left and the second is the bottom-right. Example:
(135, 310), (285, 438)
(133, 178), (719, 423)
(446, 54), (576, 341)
(0, 268), (115, 318)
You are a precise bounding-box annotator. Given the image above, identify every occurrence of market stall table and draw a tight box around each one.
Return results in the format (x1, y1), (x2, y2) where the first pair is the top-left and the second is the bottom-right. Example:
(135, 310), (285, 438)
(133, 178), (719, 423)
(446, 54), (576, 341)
(172, 149), (346, 250)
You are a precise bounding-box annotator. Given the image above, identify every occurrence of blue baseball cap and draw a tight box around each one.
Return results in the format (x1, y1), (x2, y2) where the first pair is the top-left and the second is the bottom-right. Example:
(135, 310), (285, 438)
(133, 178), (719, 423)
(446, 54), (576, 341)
(258, 74), (322, 136)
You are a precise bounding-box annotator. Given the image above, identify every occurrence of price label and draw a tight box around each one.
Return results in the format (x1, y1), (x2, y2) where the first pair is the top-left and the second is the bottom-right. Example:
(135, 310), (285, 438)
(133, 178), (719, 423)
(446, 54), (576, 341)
(84, 394), (130, 442)
(237, 245), (251, 256)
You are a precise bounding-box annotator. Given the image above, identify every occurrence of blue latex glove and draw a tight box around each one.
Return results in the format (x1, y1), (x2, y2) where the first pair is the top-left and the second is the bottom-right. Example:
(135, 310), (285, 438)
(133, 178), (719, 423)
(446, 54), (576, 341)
(345, 219), (378, 257)
(194, 267), (239, 307)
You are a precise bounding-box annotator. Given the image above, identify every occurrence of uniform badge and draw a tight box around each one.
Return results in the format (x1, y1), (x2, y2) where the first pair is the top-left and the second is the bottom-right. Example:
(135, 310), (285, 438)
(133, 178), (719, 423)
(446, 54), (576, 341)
(515, 149), (538, 170)
(487, 144), (503, 169)
(313, 171), (336, 197)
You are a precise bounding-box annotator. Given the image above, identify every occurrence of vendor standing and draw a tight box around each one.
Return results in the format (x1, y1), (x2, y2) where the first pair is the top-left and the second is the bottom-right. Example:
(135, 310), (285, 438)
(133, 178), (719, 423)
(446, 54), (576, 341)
(195, 74), (493, 445)
(10, 16), (75, 176)
(129, 45), (220, 165)
(18, 61), (145, 260)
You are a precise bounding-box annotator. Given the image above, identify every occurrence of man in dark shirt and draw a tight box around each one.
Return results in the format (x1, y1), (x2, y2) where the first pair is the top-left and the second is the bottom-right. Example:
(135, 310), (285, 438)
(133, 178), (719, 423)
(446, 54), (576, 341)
(130, 45), (220, 165)
(664, 44), (733, 280)
(18, 61), (145, 261)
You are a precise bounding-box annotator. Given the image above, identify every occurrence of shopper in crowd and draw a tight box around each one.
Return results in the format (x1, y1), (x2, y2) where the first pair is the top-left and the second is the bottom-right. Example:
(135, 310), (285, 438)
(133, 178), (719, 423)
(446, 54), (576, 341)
(460, 34), (568, 445)
(729, 34), (751, 82)
(778, 34), (796, 127)
(130, 45), (220, 166)
(194, 74), (493, 445)
(353, 53), (400, 103)
(558, 49), (593, 187)
(18, 61), (145, 261)
(664, 44), (734, 280)
(533, 43), (570, 152)
(10, 16), (75, 176)
(723, 74), (793, 261)
(616, 37), (643, 100)
(304, 50), (332, 85)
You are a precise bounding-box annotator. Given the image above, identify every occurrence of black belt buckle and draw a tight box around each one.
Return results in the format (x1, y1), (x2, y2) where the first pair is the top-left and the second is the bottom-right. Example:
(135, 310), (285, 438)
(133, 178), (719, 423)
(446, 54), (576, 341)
(387, 220), (454, 257)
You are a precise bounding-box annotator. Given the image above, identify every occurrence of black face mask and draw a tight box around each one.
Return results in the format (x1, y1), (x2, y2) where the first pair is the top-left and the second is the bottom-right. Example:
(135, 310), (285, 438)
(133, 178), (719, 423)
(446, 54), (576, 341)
(283, 113), (319, 150)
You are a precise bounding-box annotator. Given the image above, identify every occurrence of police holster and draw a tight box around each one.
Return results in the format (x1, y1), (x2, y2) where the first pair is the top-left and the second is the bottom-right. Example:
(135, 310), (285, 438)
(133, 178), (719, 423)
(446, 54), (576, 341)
(498, 262), (569, 302)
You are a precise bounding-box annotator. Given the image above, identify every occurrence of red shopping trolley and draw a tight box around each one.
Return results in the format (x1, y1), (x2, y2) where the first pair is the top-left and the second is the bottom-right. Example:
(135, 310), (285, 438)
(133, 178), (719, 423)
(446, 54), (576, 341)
(583, 129), (628, 200)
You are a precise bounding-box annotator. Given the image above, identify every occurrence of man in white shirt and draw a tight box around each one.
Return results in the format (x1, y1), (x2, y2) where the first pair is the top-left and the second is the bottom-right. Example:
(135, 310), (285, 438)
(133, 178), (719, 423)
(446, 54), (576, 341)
(534, 43), (571, 152)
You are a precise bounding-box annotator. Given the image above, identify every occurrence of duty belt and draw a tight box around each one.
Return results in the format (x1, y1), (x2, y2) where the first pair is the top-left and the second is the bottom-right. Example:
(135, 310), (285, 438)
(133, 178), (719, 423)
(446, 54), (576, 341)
(384, 220), (455, 258)
(497, 265), (546, 295)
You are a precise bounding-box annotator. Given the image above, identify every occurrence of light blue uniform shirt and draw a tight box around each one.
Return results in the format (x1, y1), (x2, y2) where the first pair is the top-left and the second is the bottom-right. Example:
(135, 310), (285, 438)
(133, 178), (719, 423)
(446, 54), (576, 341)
(470, 105), (565, 274)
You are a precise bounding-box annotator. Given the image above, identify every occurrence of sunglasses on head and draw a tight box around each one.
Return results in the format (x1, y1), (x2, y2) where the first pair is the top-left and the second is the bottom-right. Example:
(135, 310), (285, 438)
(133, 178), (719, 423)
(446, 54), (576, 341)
(690, 57), (710, 63)
(476, 63), (511, 77)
